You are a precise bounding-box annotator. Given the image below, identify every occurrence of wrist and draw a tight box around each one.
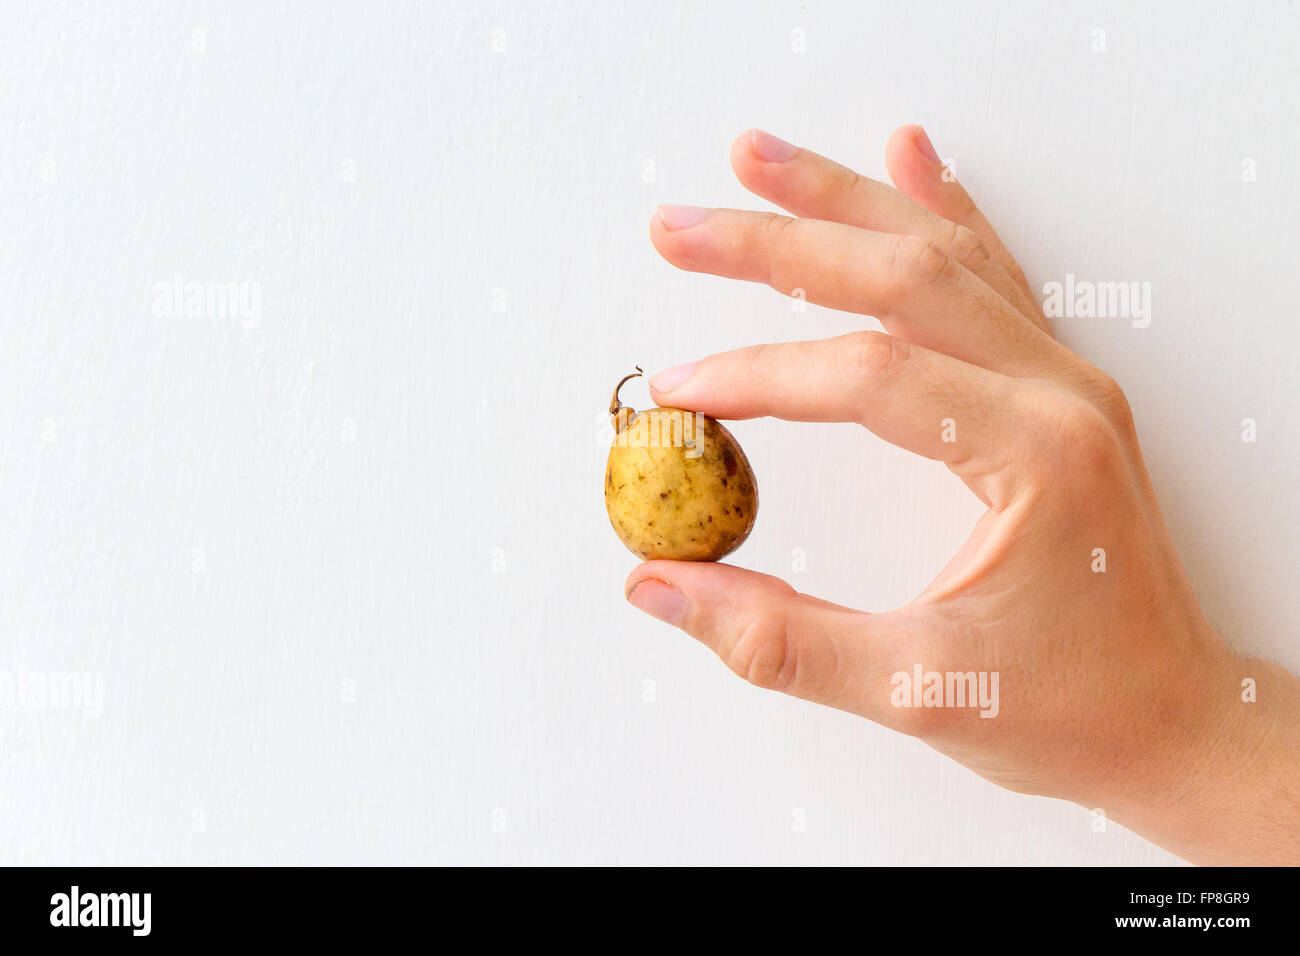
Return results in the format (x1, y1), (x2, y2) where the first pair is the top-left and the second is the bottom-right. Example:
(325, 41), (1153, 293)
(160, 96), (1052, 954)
(1098, 645), (1300, 864)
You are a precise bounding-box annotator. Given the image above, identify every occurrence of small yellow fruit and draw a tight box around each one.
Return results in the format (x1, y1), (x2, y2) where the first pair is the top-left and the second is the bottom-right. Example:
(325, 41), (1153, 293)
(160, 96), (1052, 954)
(604, 368), (758, 561)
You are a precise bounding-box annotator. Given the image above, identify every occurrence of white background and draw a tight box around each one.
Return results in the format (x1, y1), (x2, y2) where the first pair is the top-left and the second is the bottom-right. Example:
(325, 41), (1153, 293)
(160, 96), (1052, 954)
(2, 0), (1297, 865)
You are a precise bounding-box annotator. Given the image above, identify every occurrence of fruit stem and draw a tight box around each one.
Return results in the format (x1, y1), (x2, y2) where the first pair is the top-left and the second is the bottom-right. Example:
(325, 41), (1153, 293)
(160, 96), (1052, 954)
(609, 366), (643, 427)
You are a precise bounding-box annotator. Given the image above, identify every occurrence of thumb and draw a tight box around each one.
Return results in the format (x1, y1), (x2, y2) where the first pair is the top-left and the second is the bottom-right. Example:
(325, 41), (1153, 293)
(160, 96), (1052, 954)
(625, 560), (912, 722)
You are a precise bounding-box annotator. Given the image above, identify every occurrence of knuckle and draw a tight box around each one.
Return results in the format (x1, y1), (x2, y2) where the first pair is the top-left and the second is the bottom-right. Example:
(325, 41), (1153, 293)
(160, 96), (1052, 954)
(832, 163), (865, 197)
(1043, 397), (1125, 481)
(759, 211), (796, 245)
(757, 214), (799, 292)
(744, 341), (772, 372)
(1084, 369), (1136, 433)
(837, 165), (882, 208)
(942, 221), (992, 266)
(890, 234), (954, 288)
(724, 614), (794, 692)
(839, 331), (910, 385)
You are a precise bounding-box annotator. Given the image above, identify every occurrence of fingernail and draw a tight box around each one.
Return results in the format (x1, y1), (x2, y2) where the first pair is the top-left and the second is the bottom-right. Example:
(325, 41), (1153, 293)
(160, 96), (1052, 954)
(657, 204), (709, 230)
(626, 579), (688, 627)
(750, 128), (799, 163)
(914, 127), (941, 166)
(650, 361), (697, 394)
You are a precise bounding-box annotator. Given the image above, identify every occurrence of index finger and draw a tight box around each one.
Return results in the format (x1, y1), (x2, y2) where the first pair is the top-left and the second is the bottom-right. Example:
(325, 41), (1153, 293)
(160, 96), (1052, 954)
(648, 333), (1029, 509)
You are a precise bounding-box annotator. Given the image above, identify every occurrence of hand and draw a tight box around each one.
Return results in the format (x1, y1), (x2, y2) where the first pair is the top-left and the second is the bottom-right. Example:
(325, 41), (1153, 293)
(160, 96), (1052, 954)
(625, 126), (1300, 865)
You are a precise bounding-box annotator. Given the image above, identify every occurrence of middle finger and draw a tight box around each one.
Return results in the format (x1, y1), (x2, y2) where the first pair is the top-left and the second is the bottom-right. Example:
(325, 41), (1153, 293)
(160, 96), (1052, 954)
(731, 129), (1046, 330)
(651, 205), (1063, 377)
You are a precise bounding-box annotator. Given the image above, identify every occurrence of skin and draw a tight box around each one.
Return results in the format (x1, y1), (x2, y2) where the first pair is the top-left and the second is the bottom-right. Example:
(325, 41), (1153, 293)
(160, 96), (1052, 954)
(606, 407), (758, 561)
(624, 125), (1300, 865)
